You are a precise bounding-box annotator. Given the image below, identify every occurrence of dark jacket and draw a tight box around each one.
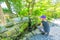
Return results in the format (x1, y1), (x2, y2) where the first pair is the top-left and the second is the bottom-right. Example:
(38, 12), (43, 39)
(42, 21), (50, 32)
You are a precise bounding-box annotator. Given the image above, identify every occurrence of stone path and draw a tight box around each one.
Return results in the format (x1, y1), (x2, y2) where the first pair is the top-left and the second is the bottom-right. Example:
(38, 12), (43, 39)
(28, 26), (60, 40)
(27, 19), (60, 40)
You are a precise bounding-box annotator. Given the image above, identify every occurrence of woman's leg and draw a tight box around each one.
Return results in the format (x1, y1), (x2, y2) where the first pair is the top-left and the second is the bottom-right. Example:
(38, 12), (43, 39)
(45, 32), (49, 36)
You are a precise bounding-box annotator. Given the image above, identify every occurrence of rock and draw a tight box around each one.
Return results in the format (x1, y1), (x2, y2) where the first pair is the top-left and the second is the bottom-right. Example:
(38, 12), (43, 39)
(5, 22), (14, 28)
(32, 31), (37, 35)
(22, 17), (29, 22)
(23, 37), (27, 40)
(26, 32), (33, 38)
(0, 25), (7, 33)
(12, 17), (21, 24)
(34, 29), (41, 34)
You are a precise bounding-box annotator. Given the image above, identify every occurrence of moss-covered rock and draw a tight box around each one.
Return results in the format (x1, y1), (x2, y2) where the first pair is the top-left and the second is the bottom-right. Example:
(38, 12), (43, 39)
(5, 22), (14, 28)
(0, 25), (7, 33)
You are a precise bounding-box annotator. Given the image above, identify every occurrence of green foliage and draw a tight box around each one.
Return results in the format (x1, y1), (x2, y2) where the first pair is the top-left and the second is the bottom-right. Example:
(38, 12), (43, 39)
(18, 8), (28, 16)
(33, 9), (40, 16)
(9, 0), (22, 14)
(0, 0), (4, 3)
(1, 38), (13, 40)
(3, 8), (10, 13)
(0, 0), (60, 18)
(19, 23), (28, 33)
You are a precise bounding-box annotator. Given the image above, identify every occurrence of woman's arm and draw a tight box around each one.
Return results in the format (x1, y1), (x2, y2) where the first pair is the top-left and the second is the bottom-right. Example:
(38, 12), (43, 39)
(40, 23), (43, 27)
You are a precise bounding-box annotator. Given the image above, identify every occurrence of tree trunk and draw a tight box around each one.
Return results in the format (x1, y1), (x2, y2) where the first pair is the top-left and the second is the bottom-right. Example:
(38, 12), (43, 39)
(0, 5), (5, 25)
(26, 0), (35, 31)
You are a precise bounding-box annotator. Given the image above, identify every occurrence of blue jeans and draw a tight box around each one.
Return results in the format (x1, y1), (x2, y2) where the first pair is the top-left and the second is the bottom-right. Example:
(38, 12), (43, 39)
(44, 32), (49, 36)
(37, 26), (49, 36)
